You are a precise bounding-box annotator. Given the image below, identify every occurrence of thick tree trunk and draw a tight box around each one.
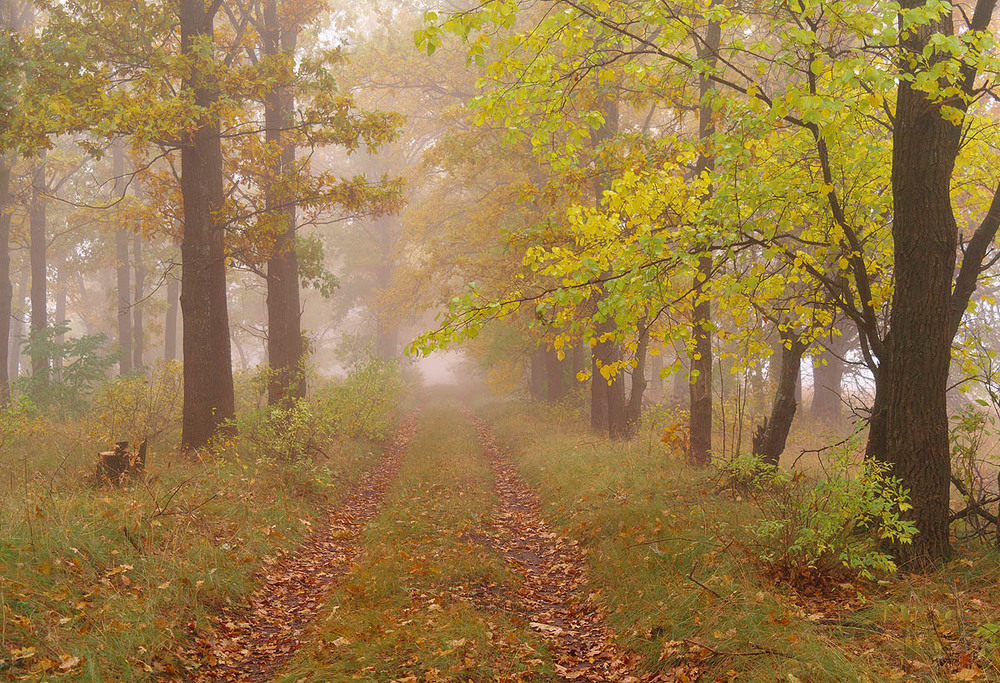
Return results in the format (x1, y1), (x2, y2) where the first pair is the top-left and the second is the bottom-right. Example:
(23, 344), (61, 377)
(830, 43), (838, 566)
(164, 274), (179, 361)
(0, 157), (11, 402)
(688, 20), (721, 467)
(179, 0), (235, 448)
(264, 0), (304, 405)
(132, 234), (144, 371)
(29, 156), (48, 381)
(878, 1), (965, 567)
(754, 335), (807, 466)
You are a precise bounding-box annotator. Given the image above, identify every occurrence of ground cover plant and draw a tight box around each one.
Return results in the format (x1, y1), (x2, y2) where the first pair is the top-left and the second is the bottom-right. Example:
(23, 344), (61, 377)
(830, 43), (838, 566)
(0, 359), (405, 681)
(483, 399), (1000, 682)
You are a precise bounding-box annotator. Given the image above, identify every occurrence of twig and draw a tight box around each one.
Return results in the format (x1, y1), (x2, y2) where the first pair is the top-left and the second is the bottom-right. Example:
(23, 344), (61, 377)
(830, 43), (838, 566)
(686, 560), (726, 601)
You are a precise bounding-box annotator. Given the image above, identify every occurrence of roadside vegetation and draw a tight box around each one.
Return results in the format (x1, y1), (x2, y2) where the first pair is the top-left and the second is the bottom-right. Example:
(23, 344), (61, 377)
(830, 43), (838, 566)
(0, 358), (405, 681)
(484, 398), (1000, 682)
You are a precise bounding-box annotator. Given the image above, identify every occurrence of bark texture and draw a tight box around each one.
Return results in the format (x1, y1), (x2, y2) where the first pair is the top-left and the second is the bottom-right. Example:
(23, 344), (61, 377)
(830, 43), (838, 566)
(688, 19), (721, 467)
(179, 0), (235, 448)
(264, 0), (304, 405)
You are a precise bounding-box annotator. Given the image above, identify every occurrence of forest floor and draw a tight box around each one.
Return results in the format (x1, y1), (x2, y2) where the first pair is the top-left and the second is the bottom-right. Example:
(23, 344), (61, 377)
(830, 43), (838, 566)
(4, 395), (1000, 682)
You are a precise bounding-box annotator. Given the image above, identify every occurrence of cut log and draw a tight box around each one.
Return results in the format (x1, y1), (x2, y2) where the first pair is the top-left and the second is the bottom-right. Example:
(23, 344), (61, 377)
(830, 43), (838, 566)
(97, 440), (146, 486)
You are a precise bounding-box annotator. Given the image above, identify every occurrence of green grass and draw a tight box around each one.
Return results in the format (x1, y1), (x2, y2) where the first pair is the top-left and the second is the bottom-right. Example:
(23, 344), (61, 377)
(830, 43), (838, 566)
(277, 403), (560, 683)
(482, 399), (1000, 683)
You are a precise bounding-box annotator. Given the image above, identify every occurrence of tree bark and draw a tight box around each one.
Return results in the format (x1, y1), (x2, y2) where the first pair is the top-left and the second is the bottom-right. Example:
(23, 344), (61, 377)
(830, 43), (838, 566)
(132, 233), (144, 371)
(688, 19), (721, 467)
(179, 0), (235, 448)
(754, 334), (807, 466)
(264, 0), (304, 405)
(29, 155), (48, 381)
(877, 0), (970, 567)
(0, 157), (11, 402)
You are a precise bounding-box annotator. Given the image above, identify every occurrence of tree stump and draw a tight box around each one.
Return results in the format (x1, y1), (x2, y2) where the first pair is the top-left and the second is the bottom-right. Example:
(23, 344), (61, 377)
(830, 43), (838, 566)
(97, 440), (146, 486)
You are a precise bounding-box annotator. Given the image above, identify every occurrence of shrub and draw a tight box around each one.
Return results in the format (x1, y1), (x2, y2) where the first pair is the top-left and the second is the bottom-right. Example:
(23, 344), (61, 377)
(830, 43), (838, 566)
(234, 355), (405, 484)
(88, 360), (184, 448)
(719, 447), (917, 582)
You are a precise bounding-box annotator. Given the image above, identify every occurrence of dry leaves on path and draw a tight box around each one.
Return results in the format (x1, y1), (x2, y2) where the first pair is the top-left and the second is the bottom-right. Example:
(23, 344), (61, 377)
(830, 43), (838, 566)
(186, 415), (419, 682)
(471, 418), (693, 683)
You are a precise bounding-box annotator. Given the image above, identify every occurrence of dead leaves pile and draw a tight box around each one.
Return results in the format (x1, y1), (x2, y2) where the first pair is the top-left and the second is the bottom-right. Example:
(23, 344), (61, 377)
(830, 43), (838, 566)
(185, 416), (418, 682)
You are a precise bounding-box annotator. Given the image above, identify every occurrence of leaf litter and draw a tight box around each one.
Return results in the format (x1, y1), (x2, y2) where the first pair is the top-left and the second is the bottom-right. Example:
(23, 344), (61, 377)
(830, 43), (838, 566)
(471, 417), (694, 683)
(184, 415), (419, 682)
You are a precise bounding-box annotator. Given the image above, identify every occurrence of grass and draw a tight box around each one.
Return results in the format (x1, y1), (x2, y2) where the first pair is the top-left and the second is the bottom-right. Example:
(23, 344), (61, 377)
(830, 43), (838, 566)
(0, 365), (403, 681)
(481, 398), (1000, 683)
(277, 402), (561, 683)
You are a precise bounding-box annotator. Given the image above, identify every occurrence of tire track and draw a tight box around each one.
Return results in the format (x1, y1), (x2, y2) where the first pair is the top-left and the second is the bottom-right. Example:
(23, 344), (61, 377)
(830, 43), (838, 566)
(187, 415), (419, 682)
(471, 416), (651, 683)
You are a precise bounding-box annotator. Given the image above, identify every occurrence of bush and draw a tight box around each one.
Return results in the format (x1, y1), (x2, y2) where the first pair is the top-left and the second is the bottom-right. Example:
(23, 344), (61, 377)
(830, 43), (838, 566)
(234, 355), (405, 484)
(89, 360), (184, 448)
(719, 447), (917, 582)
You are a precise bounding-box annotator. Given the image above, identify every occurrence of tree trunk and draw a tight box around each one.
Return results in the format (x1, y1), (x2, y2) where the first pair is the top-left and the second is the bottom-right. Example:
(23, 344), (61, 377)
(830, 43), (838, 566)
(116, 236), (132, 374)
(811, 336), (845, 422)
(544, 348), (564, 402)
(0, 157), (11, 402)
(650, 346), (663, 397)
(672, 351), (687, 407)
(179, 0), (235, 448)
(164, 274), (179, 361)
(114, 140), (132, 375)
(626, 321), (649, 431)
(588, 96), (627, 438)
(688, 20), (721, 467)
(264, 0), (304, 405)
(53, 252), (66, 382)
(132, 234), (144, 371)
(29, 155), (48, 381)
(10, 265), (26, 382)
(877, 2), (961, 567)
(753, 334), (807, 466)
(530, 346), (546, 399)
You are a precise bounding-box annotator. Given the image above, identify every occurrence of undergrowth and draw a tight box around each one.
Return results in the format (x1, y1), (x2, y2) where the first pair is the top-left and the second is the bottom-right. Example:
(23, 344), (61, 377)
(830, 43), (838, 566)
(0, 359), (406, 681)
(482, 398), (1000, 683)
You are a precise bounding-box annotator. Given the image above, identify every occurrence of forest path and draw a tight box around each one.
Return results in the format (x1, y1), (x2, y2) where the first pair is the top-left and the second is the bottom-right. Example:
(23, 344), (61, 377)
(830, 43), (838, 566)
(188, 414), (419, 682)
(470, 415), (643, 682)
(267, 402), (651, 683)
